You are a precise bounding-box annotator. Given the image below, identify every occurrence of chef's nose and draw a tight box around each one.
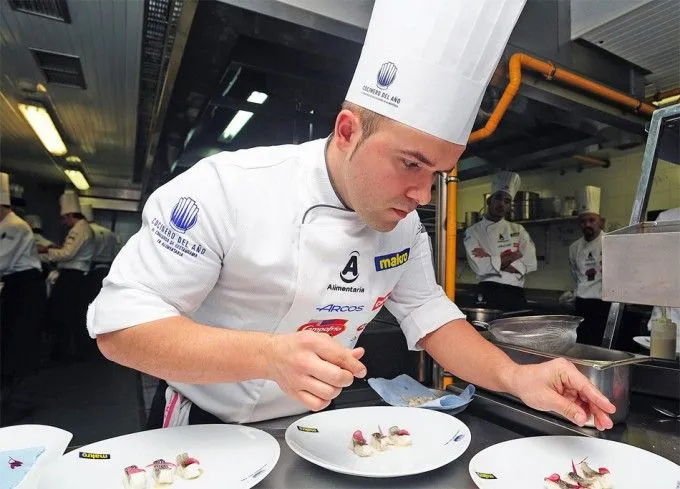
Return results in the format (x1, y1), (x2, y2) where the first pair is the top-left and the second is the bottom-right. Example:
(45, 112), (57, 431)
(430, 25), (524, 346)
(405, 175), (433, 206)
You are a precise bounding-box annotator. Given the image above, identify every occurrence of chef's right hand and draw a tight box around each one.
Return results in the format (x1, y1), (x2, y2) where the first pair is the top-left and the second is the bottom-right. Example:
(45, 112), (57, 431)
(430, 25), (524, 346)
(267, 330), (366, 412)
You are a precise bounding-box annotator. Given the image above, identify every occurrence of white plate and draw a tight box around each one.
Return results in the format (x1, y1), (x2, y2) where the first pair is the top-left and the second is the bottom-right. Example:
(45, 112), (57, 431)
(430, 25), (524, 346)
(285, 406), (471, 478)
(469, 436), (680, 488)
(38, 424), (280, 489)
(633, 336), (651, 349)
(0, 424), (73, 489)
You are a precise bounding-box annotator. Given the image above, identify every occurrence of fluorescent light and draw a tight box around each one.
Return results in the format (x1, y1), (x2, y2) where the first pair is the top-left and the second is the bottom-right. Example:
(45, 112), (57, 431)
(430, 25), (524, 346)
(247, 91), (268, 104)
(18, 102), (68, 156)
(220, 110), (254, 143)
(65, 155), (81, 163)
(64, 169), (90, 190)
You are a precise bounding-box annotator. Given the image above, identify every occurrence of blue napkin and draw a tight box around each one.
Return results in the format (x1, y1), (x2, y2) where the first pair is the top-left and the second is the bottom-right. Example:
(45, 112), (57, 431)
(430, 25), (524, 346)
(368, 374), (475, 411)
(0, 446), (44, 489)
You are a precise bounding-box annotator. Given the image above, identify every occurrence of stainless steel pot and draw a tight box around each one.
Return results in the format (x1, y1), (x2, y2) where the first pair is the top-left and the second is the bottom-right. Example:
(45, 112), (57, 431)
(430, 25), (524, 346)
(460, 307), (504, 324)
(481, 336), (649, 423)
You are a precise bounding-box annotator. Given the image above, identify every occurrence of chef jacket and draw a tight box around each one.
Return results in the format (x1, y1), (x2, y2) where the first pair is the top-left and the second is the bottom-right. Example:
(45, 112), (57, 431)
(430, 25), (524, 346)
(33, 232), (54, 264)
(463, 217), (537, 288)
(87, 138), (465, 423)
(0, 211), (41, 277)
(47, 219), (94, 272)
(89, 222), (118, 266)
(569, 234), (603, 300)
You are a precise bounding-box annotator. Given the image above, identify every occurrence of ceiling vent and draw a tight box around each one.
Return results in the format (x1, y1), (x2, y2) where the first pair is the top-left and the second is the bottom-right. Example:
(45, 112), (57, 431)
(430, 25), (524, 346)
(8, 0), (71, 23)
(31, 49), (86, 89)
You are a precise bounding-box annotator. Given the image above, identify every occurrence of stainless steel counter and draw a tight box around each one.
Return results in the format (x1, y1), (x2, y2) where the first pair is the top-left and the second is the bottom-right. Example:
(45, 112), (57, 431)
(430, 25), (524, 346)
(247, 386), (679, 488)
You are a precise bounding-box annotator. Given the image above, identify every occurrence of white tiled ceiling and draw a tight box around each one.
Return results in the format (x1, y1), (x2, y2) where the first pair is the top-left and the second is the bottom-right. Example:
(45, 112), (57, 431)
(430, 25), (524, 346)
(577, 0), (680, 98)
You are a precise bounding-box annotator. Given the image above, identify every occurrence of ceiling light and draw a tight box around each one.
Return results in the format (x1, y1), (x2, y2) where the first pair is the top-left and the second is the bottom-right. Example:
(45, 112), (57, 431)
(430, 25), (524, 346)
(220, 110), (254, 143)
(65, 155), (81, 163)
(63, 168), (90, 190)
(247, 91), (268, 104)
(18, 102), (67, 156)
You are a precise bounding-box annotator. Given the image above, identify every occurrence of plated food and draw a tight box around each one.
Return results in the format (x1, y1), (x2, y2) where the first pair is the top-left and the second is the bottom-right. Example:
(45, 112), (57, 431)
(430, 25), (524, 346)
(350, 426), (412, 457)
(123, 453), (202, 487)
(544, 459), (612, 489)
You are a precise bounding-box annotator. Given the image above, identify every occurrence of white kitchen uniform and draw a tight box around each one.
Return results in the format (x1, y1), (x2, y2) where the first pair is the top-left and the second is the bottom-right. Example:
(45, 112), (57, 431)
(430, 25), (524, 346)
(47, 219), (94, 272)
(569, 234), (603, 299)
(463, 217), (537, 288)
(0, 211), (41, 277)
(88, 138), (465, 423)
(647, 208), (680, 353)
(89, 222), (118, 267)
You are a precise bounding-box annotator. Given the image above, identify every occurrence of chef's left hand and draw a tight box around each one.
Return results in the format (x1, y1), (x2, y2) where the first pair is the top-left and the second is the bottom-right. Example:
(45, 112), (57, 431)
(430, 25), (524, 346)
(509, 358), (616, 431)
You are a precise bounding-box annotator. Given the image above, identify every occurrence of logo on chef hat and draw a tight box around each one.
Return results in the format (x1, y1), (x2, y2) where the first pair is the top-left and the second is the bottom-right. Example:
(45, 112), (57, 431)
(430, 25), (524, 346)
(170, 197), (199, 233)
(376, 62), (397, 89)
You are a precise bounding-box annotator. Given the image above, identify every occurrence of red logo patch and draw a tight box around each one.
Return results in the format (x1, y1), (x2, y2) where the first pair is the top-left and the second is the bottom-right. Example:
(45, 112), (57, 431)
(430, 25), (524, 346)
(372, 292), (391, 311)
(298, 319), (347, 336)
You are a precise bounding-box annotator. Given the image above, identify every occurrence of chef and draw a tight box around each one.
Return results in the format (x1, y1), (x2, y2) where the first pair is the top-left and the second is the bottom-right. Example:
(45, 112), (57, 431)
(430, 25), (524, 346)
(39, 190), (95, 363)
(80, 204), (118, 301)
(25, 214), (54, 275)
(464, 171), (537, 310)
(568, 186), (610, 346)
(88, 0), (615, 431)
(0, 173), (45, 424)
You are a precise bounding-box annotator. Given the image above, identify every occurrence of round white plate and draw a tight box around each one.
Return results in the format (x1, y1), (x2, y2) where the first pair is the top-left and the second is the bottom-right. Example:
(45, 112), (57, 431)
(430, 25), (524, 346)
(633, 336), (651, 349)
(0, 424), (73, 489)
(38, 424), (280, 489)
(285, 406), (471, 478)
(469, 436), (680, 488)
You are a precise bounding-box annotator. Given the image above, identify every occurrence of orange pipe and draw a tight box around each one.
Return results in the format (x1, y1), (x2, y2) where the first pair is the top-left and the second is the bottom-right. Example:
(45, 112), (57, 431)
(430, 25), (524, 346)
(468, 53), (655, 143)
(444, 168), (458, 300)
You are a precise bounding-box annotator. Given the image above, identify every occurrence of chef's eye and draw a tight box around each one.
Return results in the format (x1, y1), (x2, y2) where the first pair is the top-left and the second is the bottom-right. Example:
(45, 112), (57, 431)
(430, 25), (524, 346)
(402, 160), (421, 170)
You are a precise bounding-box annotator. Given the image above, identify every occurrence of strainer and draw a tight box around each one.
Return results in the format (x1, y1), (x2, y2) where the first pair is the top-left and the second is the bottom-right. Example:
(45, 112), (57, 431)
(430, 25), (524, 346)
(472, 315), (583, 354)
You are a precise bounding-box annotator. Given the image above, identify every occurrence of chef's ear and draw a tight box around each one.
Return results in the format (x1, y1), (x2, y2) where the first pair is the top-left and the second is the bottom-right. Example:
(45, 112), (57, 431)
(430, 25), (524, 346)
(333, 108), (362, 151)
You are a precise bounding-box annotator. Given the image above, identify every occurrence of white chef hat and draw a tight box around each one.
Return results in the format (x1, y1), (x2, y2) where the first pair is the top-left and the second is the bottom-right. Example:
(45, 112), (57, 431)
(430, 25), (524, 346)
(0, 172), (10, 206)
(345, 0), (527, 144)
(491, 171), (521, 199)
(576, 186), (601, 215)
(59, 190), (82, 216)
(25, 214), (43, 230)
(80, 203), (94, 222)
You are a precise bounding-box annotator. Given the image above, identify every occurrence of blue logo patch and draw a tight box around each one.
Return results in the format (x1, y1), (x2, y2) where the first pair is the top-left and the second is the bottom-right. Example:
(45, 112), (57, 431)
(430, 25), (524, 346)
(377, 61), (397, 89)
(374, 248), (410, 271)
(170, 197), (199, 233)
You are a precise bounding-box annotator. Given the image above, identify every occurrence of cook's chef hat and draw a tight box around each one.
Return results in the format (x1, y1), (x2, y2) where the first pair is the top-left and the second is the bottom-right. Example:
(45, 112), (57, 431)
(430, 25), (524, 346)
(59, 190), (81, 216)
(491, 171), (521, 199)
(25, 214), (43, 229)
(345, 0), (527, 144)
(80, 203), (94, 222)
(576, 186), (601, 215)
(0, 172), (10, 206)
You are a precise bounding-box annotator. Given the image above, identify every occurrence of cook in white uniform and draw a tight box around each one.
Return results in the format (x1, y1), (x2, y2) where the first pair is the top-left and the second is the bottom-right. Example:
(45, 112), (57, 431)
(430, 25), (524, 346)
(0, 173), (46, 424)
(568, 186), (610, 346)
(80, 204), (118, 302)
(647, 207), (680, 355)
(464, 172), (537, 310)
(25, 214), (54, 275)
(39, 190), (95, 363)
(88, 0), (616, 431)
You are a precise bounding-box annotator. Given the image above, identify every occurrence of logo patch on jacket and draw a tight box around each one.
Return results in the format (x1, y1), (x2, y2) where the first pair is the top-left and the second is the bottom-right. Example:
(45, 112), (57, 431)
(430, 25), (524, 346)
(297, 319), (347, 336)
(169, 196), (199, 233)
(340, 251), (359, 283)
(374, 248), (410, 271)
(316, 304), (364, 312)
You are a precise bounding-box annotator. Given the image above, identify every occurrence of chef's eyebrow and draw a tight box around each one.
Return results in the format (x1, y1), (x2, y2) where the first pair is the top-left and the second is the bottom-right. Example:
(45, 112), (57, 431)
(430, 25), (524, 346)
(400, 150), (456, 174)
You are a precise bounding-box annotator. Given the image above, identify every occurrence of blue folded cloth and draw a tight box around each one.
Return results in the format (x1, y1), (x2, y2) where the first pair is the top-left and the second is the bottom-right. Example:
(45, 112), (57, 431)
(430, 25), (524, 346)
(0, 446), (44, 489)
(368, 374), (475, 411)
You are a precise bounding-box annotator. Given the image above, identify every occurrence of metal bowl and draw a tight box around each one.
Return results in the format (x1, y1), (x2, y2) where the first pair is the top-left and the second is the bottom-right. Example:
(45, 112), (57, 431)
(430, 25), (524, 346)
(472, 315), (583, 354)
(460, 307), (505, 324)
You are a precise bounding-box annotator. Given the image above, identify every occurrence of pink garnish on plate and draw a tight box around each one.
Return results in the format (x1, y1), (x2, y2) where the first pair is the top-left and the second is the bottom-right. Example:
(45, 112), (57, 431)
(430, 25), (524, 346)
(598, 467), (610, 474)
(352, 430), (367, 444)
(397, 429), (409, 436)
(545, 473), (561, 482)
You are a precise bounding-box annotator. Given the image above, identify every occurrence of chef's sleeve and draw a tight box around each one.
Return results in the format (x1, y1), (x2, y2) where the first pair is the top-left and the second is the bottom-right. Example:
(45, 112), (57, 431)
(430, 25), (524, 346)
(0, 225), (28, 274)
(386, 225), (466, 351)
(509, 225), (537, 276)
(463, 226), (501, 276)
(568, 243), (578, 284)
(47, 223), (92, 262)
(87, 159), (235, 337)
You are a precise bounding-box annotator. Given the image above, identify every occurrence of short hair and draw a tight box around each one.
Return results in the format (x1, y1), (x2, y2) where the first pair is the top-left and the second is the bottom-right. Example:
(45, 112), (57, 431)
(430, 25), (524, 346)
(341, 101), (385, 141)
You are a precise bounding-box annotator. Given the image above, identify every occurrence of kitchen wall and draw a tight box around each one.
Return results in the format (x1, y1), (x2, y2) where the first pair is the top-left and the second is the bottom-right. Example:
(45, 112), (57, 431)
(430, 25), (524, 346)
(453, 147), (680, 291)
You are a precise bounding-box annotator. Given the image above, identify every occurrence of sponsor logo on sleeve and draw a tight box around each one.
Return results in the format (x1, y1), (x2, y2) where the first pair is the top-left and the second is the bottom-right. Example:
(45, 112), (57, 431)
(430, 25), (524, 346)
(372, 292), (392, 311)
(374, 248), (410, 271)
(170, 197), (199, 233)
(297, 319), (347, 336)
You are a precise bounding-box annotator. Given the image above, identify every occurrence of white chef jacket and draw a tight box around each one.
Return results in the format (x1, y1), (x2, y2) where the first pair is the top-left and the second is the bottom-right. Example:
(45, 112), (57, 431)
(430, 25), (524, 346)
(89, 222), (118, 266)
(87, 138), (465, 423)
(0, 211), (41, 277)
(463, 217), (537, 288)
(47, 219), (94, 272)
(33, 232), (54, 264)
(569, 234), (603, 300)
(647, 208), (680, 353)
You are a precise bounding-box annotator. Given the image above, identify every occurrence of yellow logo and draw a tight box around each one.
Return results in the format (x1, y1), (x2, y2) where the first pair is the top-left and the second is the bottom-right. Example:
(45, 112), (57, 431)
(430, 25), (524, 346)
(374, 248), (410, 271)
(79, 452), (111, 460)
(296, 426), (319, 433)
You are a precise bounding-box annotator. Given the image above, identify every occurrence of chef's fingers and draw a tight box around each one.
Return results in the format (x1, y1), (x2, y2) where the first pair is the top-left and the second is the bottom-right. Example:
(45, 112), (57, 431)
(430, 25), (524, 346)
(547, 390), (589, 426)
(562, 366), (616, 415)
(589, 403), (614, 431)
(296, 390), (332, 412)
(310, 358), (356, 388)
(351, 347), (365, 360)
(303, 375), (343, 402)
(314, 338), (367, 378)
